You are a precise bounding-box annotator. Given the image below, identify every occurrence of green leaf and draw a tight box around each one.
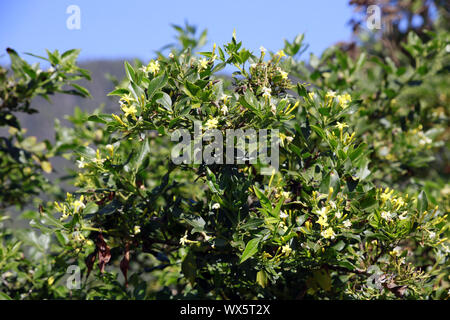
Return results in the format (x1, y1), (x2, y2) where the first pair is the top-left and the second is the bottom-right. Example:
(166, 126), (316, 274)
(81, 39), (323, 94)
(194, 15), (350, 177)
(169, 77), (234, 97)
(337, 260), (356, 271)
(184, 215), (206, 233)
(0, 292), (12, 300)
(185, 81), (201, 97)
(333, 240), (346, 251)
(349, 143), (367, 162)
(182, 251), (197, 285)
(310, 125), (326, 140)
(240, 238), (260, 263)
(108, 88), (130, 96)
(97, 199), (121, 216)
(296, 83), (308, 98)
(75, 146), (96, 160)
(83, 202), (99, 215)
(147, 74), (168, 99)
(273, 196), (284, 218)
(253, 187), (273, 216)
(87, 114), (113, 124)
(241, 218), (264, 230)
(129, 81), (145, 101)
(212, 62), (227, 73)
(133, 139), (150, 172)
(124, 61), (136, 82)
(256, 270), (268, 288)
(55, 231), (68, 246)
(417, 190), (428, 214)
(320, 169), (340, 195)
(156, 92), (172, 110)
(133, 281), (147, 300)
(61, 48), (80, 61)
(313, 269), (331, 291)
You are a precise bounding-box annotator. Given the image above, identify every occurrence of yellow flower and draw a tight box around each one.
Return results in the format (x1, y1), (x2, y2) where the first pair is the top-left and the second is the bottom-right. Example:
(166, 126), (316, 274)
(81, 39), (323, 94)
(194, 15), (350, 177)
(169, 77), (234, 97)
(276, 50), (286, 59)
(336, 122), (348, 131)
(280, 70), (288, 79)
(390, 247), (402, 256)
(121, 104), (137, 118)
(95, 149), (105, 165)
(337, 93), (352, 108)
(321, 227), (336, 239)
(308, 92), (315, 100)
(112, 114), (127, 127)
(72, 231), (85, 242)
(305, 221), (312, 231)
(281, 244), (292, 256)
(199, 58), (209, 70)
(147, 60), (160, 74)
(220, 105), (228, 115)
(201, 232), (212, 241)
(317, 215), (329, 227)
(392, 196), (405, 209)
(105, 144), (114, 157)
(336, 122), (349, 141)
(279, 133), (292, 146)
(315, 206), (329, 217)
(179, 231), (199, 246)
(220, 93), (231, 104)
(77, 157), (87, 168)
(205, 118), (219, 130)
(120, 93), (134, 105)
(380, 188), (394, 203)
(134, 226), (141, 235)
(180, 234), (189, 246)
(73, 195), (85, 213)
(211, 43), (218, 61)
(325, 91), (337, 101)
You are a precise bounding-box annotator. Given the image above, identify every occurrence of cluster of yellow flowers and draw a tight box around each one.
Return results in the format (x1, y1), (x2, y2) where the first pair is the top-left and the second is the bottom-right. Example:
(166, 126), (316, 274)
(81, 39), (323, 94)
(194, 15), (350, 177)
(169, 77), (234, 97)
(377, 187), (409, 222)
(140, 60), (160, 75)
(54, 193), (86, 221)
(311, 188), (351, 241)
(325, 91), (352, 108)
(337, 93), (352, 108)
(321, 227), (336, 240)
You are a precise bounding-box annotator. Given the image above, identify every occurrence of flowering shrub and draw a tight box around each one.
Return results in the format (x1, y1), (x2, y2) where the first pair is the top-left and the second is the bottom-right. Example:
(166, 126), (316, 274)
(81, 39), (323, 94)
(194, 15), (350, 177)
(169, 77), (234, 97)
(1, 24), (449, 300)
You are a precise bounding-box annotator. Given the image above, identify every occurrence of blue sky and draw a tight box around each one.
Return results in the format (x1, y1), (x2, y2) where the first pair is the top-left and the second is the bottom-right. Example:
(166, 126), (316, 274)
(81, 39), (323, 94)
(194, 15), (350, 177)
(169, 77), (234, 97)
(0, 0), (356, 65)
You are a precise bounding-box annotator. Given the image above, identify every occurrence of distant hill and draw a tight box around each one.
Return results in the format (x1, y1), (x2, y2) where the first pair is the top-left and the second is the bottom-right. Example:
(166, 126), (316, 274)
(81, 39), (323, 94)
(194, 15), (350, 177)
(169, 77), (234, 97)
(18, 59), (126, 141)
(1, 59), (127, 223)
